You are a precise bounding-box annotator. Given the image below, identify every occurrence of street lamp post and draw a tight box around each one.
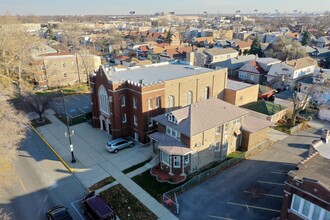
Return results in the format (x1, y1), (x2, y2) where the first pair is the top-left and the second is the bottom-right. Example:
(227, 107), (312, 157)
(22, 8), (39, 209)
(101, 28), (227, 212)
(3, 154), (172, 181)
(61, 90), (76, 163)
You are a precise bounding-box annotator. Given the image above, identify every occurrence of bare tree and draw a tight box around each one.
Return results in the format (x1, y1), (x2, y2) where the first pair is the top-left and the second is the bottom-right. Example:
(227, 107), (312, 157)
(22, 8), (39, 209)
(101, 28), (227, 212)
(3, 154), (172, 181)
(290, 84), (317, 126)
(23, 91), (52, 122)
(0, 14), (40, 93)
(265, 36), (306, 61)
(0, 100), (29, 194)
(0, 208), (11, 220)
(59, 22), (96, 85)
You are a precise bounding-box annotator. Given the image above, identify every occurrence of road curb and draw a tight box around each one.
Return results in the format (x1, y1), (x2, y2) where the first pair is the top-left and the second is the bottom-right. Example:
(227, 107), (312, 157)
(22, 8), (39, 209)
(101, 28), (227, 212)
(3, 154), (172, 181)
(29, 123), (74, 173)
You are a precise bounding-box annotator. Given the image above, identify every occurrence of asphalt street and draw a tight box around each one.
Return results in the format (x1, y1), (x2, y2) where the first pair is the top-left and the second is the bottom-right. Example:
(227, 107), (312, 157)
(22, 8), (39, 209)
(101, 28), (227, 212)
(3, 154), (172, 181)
(177, 126), (323, 220)
(0, 129), (87, 220)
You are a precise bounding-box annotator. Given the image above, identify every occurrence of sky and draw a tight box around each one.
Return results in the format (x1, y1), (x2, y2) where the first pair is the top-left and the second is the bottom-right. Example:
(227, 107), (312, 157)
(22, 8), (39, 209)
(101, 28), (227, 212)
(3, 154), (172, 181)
(1, 0), (330, 16)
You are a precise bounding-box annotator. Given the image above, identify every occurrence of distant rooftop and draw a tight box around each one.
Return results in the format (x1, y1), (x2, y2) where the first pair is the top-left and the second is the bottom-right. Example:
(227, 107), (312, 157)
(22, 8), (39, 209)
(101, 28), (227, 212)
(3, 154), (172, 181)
(102, 61), (220, 85)
(226, 79), (255, 91)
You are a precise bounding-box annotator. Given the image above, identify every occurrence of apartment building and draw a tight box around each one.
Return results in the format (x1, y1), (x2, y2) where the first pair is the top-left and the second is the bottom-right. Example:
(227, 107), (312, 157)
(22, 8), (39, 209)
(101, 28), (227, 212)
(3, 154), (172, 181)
(149, 98), (249, 181)
(34, 52), (101, 88)
(90, 61), (228, 143)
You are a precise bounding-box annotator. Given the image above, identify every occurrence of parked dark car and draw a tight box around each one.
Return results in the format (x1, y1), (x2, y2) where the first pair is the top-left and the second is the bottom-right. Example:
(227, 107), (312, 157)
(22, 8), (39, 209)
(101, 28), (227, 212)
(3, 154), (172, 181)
(46, 205), (72, 220)
(106, 138), (134, 153)
(81, 191), (116, 220)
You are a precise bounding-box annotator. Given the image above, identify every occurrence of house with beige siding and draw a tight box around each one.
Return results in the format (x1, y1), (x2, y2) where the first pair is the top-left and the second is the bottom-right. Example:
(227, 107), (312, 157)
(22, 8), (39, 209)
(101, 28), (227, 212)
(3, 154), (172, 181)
(149, 98), (249, 182)
(224, 80), (258, 106)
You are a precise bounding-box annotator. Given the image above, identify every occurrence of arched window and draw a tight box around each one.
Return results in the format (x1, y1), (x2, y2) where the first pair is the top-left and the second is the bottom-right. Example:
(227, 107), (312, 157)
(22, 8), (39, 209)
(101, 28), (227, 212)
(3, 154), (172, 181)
(120, 96), (126, 107)
(98, 86), (109, 114)
(167, 95), (175, 108)
(203, 86), (210, 100)
(187, 90), (193, 105)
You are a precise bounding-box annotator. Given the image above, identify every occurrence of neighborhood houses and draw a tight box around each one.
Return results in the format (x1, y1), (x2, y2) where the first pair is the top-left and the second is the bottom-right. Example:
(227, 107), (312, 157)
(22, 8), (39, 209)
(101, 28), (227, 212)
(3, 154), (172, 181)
(1, 7), (330, 220)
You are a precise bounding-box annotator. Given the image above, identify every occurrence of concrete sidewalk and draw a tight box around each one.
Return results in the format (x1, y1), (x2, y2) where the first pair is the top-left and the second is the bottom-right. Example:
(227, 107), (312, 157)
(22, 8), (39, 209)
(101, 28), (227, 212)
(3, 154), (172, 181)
(36, 109), (178, 220)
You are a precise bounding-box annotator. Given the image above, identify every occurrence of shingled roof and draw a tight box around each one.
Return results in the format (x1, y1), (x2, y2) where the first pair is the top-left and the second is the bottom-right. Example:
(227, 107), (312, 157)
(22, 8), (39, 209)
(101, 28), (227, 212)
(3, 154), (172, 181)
(154, 98), (249, 137)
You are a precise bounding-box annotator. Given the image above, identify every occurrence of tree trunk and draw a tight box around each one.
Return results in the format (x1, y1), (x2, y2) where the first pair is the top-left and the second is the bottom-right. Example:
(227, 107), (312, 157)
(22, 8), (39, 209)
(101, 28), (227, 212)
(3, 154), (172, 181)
(291, 110), (298, 127)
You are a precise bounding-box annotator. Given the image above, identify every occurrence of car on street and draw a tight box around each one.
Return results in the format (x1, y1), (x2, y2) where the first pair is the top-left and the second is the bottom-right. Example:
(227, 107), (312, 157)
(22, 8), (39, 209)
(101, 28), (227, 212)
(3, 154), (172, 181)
(46, 205), (72, 220)
(106, 138), (134, 153)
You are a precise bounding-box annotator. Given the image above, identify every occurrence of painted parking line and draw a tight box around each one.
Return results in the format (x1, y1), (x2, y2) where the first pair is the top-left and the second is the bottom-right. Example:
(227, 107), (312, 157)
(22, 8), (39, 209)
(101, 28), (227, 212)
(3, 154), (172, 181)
(282, 163), (296, 167)
(243, 191), (283, 198)
(227, 202), (281, 213)
(71, 95), (81, 101)
(78, 108), (86, 113)
(258, 180), (285, 186)
(71, 199), (85, 220)
(270, 171), (287, 175)
(209, 215), (236, 220)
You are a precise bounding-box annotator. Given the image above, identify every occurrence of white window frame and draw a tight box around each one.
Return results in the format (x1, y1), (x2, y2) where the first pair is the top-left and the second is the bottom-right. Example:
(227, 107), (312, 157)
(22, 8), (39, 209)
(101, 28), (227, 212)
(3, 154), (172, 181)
(161, 151), (170, 165)
(148, 99), (153, 110)
(156, 97), (161, 108)
(133, 97), (137, 109)
(168, 95), (175, 108)
(134, 115), (138, 125)
(120, 96), (126, 107)
(98, 86), (109, 115)
(122, 113), (127, 123)
(184, 154), (190, 166)
(215, 141), (221, 152)
(173, 156), (181, 168)
(216, 126), (222, 134)
(290, 194), (329, 220)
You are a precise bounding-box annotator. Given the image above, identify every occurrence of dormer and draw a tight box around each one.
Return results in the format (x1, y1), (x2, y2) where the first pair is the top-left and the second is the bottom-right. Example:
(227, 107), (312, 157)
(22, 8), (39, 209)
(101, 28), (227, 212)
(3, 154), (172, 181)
(166, 113), (178, 124)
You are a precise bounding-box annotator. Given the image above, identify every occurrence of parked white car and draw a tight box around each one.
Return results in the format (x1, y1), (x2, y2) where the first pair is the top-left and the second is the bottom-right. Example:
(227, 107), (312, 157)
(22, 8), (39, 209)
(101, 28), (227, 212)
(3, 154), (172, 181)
(106, 138), (134, 153)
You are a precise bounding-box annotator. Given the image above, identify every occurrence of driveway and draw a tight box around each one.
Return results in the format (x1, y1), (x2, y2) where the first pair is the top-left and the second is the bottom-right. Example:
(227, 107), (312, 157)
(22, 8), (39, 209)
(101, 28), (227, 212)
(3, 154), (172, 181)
(177, 125), (323, 220)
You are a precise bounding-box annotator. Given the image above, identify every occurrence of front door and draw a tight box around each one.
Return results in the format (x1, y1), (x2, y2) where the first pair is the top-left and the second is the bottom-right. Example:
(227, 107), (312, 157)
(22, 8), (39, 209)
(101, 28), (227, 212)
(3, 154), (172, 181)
(102, 120), (106, 131)
(108, 123), (112, 134)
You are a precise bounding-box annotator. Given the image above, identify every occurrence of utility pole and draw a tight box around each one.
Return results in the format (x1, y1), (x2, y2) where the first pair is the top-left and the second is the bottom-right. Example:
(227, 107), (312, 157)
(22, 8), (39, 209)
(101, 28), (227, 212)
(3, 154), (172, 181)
(61, 90), (76, 163)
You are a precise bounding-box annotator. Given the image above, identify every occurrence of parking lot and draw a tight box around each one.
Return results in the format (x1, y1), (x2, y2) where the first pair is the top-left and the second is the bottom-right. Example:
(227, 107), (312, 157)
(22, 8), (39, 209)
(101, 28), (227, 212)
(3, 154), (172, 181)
(50, 94), (91, 118)
(177, 127), (321, 220)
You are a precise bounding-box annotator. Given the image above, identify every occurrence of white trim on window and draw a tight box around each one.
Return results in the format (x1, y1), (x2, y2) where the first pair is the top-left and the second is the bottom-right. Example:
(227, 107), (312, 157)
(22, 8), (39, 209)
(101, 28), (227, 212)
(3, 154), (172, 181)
(120, 96), (126, 107)
(290, 194), (329, 220)
(173, 156), (181, 168)
(161, 151), (170, 165)
(156, 96), (161, 108)
(122, 113), (127, 123)
(134, 115), (138, 126)
(133, 97), (137, 109)
(148, 98), (153, 110)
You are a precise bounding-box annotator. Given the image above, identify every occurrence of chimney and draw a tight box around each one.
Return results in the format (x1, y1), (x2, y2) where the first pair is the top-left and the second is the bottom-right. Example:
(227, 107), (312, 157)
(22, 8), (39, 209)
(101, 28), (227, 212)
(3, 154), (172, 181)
(321, 129), (330, 143)
(187, 51), (195, 66)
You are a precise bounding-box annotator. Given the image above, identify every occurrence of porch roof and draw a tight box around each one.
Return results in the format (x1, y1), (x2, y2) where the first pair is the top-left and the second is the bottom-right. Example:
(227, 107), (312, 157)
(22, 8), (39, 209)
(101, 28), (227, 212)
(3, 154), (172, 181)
(149, 132), (192, 155)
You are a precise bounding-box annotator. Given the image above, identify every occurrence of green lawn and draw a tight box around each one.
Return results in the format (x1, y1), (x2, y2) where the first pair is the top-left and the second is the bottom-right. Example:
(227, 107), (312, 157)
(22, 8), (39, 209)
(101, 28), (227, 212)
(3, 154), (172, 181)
(122, 158), (152, 174)
(132, 170), (181, 201)
(35, 84), (89, 96)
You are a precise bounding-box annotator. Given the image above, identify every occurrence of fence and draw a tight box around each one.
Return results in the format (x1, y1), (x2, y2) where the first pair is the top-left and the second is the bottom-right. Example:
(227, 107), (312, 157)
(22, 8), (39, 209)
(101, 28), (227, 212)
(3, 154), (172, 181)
(162, 140), (273, 215)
